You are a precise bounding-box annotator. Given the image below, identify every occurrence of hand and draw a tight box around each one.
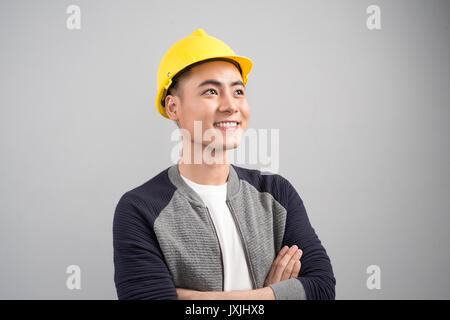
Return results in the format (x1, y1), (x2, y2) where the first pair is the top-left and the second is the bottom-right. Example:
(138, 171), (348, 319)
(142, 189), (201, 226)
(264, 245), (303, 287)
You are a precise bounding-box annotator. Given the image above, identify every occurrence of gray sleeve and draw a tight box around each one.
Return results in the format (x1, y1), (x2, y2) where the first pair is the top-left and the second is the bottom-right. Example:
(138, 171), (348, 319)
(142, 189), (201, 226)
(269, 278), (307, 300)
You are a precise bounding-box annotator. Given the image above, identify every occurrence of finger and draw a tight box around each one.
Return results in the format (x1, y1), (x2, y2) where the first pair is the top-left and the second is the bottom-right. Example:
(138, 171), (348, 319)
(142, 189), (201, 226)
(274, 245), (289, 264)
(290, 250), (303, 278)
(266, 245), (289, 283)
(290, 260), (301, 279)
(273, 245), (298, 282)
(281, 249), (303, 281)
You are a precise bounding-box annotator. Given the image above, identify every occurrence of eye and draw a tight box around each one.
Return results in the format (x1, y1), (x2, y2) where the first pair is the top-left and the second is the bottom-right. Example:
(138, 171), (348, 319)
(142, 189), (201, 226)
(203, 88), (217, 95)
(235, 89), (245, 95)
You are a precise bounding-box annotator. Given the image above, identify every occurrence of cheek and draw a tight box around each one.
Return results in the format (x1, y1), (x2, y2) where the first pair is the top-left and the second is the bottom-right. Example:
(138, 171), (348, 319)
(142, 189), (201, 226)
(240, 102), (251, 122)
(187, 97), (212, 114)
(182, 100), (216, 130)
(246, 104), (251, 118)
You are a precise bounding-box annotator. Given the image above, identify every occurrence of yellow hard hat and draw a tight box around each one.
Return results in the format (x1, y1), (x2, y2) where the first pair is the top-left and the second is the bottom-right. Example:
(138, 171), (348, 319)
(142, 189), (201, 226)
(155, 28), (253, 119)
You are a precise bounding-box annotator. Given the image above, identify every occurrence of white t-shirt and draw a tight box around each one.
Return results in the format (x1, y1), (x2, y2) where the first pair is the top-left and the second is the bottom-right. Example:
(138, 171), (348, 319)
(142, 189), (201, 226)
(180, 173), (253, 292)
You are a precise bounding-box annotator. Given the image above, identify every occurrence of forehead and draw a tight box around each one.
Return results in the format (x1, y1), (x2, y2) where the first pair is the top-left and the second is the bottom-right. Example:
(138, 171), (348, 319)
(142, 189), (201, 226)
(186, 60), (243, 82)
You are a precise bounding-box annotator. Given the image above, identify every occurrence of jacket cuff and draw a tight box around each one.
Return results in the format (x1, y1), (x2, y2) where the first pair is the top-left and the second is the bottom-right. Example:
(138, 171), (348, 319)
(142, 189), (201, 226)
(269, 278), (306, 300)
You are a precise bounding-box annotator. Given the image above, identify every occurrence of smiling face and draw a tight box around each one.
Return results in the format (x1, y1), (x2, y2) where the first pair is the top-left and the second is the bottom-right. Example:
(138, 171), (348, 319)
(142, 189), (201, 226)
(164, 60), (250, 152)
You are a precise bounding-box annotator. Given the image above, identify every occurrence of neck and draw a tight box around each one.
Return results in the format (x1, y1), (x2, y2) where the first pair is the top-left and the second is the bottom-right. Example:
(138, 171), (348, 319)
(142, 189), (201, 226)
(178, 140), (231, 185)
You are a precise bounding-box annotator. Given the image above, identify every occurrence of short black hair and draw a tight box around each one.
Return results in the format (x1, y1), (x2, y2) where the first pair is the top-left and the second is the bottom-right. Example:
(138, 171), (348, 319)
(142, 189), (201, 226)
(161, 57), (243, 107)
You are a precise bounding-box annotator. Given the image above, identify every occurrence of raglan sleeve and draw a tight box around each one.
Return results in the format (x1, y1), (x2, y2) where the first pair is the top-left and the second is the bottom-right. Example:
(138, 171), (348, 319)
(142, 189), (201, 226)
(113, 193), (178, 300)
(268, 177), (336, 300)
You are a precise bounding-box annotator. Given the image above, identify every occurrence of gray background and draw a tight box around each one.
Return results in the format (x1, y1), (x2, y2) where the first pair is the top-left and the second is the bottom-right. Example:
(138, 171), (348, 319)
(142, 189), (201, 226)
(1, 0), (449, 299)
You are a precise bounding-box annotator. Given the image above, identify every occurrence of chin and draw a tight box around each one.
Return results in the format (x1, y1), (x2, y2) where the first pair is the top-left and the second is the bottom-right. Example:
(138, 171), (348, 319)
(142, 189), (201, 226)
(205, 141), (239, 151)
(223, 143), (239, 151)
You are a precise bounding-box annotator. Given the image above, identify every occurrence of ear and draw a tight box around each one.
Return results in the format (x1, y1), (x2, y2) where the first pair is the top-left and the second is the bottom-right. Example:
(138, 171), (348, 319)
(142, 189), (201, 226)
(164, 94), (180, 122)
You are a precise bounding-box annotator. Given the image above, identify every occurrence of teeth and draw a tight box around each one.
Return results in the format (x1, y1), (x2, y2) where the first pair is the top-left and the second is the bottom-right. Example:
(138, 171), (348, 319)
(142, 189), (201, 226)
(214, 122), (238, 127)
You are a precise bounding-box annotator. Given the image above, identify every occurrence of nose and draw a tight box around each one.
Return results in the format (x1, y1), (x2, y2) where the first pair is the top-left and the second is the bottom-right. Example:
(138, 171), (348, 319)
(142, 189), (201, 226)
(218, 90), (239, 114)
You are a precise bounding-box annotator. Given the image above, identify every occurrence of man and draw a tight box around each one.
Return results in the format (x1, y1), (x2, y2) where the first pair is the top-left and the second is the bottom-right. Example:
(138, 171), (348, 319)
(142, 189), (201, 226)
(113, 28), (335, 300)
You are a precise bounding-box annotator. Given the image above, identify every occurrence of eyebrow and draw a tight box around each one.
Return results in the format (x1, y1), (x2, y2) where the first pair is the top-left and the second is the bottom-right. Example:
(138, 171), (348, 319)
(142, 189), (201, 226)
(197, 79), (245, 88)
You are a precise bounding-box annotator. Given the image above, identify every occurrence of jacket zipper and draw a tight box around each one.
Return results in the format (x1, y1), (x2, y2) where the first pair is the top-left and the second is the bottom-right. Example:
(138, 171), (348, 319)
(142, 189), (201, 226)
(226, 200), (257, 289)
(205, 206), (225, 291)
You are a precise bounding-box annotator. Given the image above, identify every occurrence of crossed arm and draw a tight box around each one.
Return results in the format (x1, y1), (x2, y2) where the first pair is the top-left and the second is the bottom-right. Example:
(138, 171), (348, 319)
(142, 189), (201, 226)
(176, 245), (303, 300)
